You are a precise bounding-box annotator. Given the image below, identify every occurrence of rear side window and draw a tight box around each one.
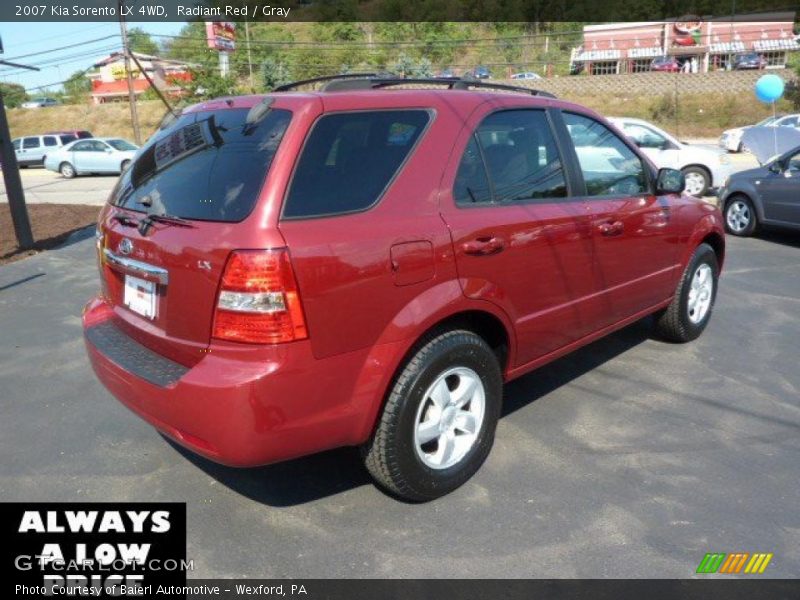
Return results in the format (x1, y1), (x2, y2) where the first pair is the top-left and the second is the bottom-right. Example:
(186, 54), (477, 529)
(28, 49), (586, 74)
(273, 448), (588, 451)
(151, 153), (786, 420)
(113, 108), (292, 222)
(454, 109), (567, 205)
(283, 110), (430, 219)
(43, 136), (58, 147)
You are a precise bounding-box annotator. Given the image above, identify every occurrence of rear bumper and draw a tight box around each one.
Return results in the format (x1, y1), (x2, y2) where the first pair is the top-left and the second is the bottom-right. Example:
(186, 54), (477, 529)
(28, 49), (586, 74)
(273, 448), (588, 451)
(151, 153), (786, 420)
(82, 296), (374, 467)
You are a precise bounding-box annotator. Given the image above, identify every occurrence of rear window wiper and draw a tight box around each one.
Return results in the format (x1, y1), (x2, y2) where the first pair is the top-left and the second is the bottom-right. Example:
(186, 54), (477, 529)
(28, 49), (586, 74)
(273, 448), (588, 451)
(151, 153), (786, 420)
(138, 213), (195, 235)
(112, 214), (138, 227)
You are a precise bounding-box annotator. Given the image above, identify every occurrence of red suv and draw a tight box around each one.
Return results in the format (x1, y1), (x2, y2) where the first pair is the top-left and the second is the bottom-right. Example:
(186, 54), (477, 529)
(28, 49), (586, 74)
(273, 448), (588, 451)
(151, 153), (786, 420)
(83, 76), (724, 501)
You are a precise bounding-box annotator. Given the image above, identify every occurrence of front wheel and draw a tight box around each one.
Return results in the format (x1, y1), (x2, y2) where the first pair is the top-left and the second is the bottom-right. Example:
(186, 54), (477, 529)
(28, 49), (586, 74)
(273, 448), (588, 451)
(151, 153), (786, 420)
(724, 195), (757, 237)
(681, 166), (710, 197)
(655, 243), (719, 343)
(363, 330), (503, 501)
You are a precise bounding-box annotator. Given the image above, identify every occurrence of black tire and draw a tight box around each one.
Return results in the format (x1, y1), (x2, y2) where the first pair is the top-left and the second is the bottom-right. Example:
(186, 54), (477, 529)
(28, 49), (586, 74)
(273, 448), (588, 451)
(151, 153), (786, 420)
(724, 194), (758, 237)
(59, 162), (76, 179)
(363, 329), (503, 502)
(681, 165), (711, 197)
(121, 159), (131, 172)
(655, 243), (719, 343)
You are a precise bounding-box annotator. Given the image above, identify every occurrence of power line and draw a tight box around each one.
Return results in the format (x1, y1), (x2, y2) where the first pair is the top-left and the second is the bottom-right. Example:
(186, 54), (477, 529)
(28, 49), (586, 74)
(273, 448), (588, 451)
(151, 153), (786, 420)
(1, 35), (120, 61)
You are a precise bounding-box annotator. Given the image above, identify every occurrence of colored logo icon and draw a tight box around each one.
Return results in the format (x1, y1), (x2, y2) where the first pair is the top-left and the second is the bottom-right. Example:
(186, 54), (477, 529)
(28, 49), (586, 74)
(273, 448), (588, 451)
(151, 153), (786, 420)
(696, 552), (773, 574)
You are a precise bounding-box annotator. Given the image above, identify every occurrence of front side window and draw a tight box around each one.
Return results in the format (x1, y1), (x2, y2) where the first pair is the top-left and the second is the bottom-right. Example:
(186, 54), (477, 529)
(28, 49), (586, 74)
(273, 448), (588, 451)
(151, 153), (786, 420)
(283, 110), (430, 219)
(59, 135), (76, 145)
(564, 112), (648, 197)
(108, 139), (137, 151)
(43, 136), (58, 147)
(454, 109), (567, 205)
(12, 139), (20, 150)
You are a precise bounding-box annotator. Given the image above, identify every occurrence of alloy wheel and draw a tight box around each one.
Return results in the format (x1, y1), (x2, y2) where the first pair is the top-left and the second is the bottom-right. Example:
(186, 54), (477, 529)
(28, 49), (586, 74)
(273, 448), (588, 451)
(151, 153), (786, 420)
(413, 367), (486, 470)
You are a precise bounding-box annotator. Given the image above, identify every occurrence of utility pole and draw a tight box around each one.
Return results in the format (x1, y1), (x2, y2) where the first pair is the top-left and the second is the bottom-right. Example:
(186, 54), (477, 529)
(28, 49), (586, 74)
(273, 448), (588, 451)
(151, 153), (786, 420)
(118, 0), (142, 145)
(245, 20), (254, 92)
(0, 50), (39, 250)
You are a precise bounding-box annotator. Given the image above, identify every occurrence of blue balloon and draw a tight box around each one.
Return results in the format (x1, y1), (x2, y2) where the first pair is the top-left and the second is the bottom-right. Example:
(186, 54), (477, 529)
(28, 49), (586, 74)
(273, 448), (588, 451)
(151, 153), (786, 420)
(755, 74), (785, 103)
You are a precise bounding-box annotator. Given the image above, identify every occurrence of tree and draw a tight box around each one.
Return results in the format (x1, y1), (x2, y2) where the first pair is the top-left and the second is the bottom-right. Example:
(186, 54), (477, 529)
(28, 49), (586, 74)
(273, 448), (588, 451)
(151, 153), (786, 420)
(128, 27), (160, 56)
(63, 70), (91, 103)
(178, 68), (242, 101)
(261, 57), (290, 91)
(0, 83), (28, 108)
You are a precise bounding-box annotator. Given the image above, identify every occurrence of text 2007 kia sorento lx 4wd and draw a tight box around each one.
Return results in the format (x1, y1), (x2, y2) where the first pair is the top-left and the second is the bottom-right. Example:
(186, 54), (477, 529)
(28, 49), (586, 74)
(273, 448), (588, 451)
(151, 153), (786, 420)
(84, 76), (724, 501)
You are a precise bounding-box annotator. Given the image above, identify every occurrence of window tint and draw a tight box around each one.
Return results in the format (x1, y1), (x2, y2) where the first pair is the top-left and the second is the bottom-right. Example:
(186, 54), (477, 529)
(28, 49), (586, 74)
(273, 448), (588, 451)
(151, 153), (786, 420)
(59, 135), (76, 145)
(284, 110), (429, 219)
(43, 136), (58, 147)
(455, 109), (567, 204)
(453, 137), (491, 204)
(113, 108), (291, 222)
(564, 112), (648, 197)
(23, 138), (40, 149)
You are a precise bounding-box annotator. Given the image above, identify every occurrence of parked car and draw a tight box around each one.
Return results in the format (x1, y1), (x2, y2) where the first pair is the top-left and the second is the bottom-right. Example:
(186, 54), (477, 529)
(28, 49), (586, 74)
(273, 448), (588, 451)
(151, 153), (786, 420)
(11, 133), (78, 167)
(718, 144), (800, 236)
(609, 117), (732, 197)
(45, 129), (94, 140)
(719, 115), (799, 153)
(21, 97), (60, 109)
(465, 65), (492, 79)
(650, 56), (680, 72)
(44, 138), (139, 178)
(734, 52), (768, 70)
(434, 68), (455, 79)
(83, 78), (724, 501)
(511, 72), (542, 80)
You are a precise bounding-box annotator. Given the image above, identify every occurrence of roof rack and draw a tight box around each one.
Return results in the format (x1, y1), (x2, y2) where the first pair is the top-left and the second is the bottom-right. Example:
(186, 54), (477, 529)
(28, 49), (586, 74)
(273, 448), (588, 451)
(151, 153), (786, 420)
(273, 73), (386, 92)
(273, 73), (556, 98)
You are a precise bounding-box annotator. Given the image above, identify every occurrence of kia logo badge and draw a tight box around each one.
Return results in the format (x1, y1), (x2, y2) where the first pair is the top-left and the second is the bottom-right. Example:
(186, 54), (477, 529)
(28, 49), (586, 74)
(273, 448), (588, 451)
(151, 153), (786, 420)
(119, 238), (134, 255)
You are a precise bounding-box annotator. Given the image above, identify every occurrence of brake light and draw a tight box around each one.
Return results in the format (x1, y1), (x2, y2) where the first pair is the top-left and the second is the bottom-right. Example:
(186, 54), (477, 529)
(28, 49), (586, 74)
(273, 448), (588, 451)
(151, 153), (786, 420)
(212, 249), (308, 344)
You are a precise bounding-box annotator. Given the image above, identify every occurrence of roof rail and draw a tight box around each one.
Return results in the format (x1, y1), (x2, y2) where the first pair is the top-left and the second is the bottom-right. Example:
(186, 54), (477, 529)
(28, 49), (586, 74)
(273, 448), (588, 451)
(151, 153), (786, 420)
(273, 73), (556, 98)
(273, 73), (385, 92)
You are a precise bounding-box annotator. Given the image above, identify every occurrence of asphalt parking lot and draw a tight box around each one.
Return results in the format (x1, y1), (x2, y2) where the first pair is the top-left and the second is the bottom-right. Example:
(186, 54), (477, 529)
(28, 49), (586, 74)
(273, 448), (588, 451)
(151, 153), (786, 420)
(0, 226), (798, 578)
(0, 168), (114, 205)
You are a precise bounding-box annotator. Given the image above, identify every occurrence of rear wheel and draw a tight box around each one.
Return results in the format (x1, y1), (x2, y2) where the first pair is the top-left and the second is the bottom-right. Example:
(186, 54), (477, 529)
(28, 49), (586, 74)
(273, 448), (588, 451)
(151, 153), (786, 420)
(363, 330), (503, 501)
(681, 166), (710, 197)
(724, 194), (757, 237)
(655, 243), (719, 343)
(59, 162), (76, 179)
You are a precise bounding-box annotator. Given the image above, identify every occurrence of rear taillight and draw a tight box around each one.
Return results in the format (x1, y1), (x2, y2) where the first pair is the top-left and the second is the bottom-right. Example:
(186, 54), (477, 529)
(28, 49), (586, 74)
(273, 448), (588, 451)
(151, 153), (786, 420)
(212, 249), (308, 344)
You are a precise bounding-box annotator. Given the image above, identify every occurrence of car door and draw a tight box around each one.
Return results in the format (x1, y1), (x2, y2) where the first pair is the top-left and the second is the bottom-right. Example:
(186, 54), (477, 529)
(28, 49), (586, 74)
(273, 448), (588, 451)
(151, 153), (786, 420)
(439, 107), (596, 367)
(759, 149), (800, 225)
(20, 137), (43, 165)
(72, 140), (107, 172)
(560, 111), (681, 328)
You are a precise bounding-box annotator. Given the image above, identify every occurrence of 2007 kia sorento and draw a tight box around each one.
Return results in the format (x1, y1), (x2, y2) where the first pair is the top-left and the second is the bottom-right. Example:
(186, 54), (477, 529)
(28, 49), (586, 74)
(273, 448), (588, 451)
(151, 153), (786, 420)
(83, 76), (725, 501)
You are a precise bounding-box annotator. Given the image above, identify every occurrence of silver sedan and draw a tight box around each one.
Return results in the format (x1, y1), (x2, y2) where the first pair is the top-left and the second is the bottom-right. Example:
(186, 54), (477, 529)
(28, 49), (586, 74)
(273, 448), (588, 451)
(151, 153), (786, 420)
(44, 138), (139, 178)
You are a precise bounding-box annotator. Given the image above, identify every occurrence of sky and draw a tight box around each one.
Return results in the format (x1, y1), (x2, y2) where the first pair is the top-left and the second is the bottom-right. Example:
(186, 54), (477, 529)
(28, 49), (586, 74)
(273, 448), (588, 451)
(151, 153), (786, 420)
(0, 21), (186, 92)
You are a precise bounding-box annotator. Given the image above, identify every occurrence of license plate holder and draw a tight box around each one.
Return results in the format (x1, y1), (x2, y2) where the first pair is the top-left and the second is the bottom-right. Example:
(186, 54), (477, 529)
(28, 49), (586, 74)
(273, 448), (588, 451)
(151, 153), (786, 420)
(123, 275), (157, 319)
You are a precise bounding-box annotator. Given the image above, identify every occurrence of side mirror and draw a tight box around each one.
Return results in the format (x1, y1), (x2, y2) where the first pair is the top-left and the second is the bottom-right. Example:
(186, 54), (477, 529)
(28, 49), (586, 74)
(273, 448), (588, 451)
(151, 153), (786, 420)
(655, 168), (685, 194)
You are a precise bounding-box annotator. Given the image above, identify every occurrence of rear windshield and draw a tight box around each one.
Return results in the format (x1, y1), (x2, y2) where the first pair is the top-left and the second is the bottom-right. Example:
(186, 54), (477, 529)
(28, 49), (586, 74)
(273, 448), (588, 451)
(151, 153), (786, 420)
(111, 107), (291, 222)
(283, 109), (430, 219)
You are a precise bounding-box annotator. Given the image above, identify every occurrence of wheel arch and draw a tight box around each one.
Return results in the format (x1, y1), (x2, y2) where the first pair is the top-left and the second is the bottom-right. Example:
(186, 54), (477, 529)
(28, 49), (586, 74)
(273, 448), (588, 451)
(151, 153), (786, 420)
(724, 189), (765, 223)
(350, 298), (515, 445)
(701, 231), (726, 268)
